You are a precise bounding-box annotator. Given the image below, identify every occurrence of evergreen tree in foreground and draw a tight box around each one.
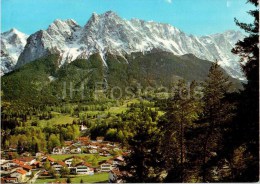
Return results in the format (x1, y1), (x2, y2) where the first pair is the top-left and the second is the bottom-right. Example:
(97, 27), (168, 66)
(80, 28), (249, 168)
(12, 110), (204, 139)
(119, 108), (165, 182)
(160, 80), (202, 182)
(230, 0), (259, 181)
(66, 177), (71, 184)
(199, 62), (234, 182)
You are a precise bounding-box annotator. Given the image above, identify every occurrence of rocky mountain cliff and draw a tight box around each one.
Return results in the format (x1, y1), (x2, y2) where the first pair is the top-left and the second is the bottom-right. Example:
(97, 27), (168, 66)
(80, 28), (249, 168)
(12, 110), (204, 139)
(1, 11), (244, 79)
(1, 29), (28, 75)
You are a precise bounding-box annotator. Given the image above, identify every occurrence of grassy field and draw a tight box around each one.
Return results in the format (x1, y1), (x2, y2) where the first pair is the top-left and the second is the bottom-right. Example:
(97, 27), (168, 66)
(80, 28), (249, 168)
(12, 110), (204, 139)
(24, 114), (77, 128)
(107, 106), (128, 114)
(72, 173), (109, 183)
(38, 115), (77, 127)
(26, 98), (152, 127)
(106, 98), (141, 114)
(35, 173), (109, 183)
(50, 154), (112, 162)
(80, 110), (103, 116)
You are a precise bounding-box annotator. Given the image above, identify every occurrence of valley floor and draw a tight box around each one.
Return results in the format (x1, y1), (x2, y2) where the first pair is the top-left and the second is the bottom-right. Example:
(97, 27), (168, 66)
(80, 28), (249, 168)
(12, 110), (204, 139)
(35, 173), (109, 183)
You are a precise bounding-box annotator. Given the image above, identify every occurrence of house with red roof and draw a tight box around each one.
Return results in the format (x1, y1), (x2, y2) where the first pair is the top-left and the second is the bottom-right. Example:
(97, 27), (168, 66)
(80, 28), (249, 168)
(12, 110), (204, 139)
(7, 159), (32, 176)
(64, 141), (73, 146)
(47, 156), (56, 163)
(12, 159), (25, 166)
(10, 169), (27, 182)
(18, 164), (32, 176)
(0, 177), (5, 183)
(41, 156), (55, 164)
(96, 136), (104, 142)
(31, 161), (42, 169)
(17, 157), (36, 165)
(73, 162), (94, 175)
(7, 152), (17, 160)
(39, 170), (50, 176)
(52, 161), (67, 172)
(1, 177), (18, 183)
(77, 136), (90, 143)
(63, 156), (84, 167)
(99, 156), (125, 172)
(99, 160), (115, 172)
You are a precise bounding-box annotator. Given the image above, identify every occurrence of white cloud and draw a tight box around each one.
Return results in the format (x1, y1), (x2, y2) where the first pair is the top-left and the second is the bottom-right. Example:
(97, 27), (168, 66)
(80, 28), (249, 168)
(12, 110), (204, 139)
(165, 0), (172, 4)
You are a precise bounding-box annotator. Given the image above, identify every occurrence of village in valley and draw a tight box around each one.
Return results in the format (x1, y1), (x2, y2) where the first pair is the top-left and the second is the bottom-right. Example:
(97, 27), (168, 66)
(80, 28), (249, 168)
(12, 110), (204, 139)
(0, 133), (127, 183)
(0, 98), (160, 183)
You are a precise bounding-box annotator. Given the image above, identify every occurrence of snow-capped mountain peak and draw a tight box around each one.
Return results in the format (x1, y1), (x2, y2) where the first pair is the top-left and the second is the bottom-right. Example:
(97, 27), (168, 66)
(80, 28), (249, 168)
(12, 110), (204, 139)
(1, 28), (28, 75)
(2, 28), (28, 46)
(47, 19), (81, 41)
(2, 11), (245, 79)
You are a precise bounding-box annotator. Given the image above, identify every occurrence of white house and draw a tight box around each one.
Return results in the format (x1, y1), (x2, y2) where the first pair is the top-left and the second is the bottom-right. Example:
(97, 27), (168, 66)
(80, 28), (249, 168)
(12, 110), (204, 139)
(52, 146), (72, 154)
(10, 169), (27, 182)
(96, 137), (104, 142)
(100, 160), (115, 172)
(62, 147), (71, 154)
(2, 177), (18, 183)
(99, 150), (111, 157)
(64, 158), (74, 167)
(74, 163), (94, 175)
(52, 147), (63, 154)
(21, 152), (31, 157)
(80, 124), (88, 131)
(0, 159), (9, 165)
(52, 161), (66, 172)
(18, 157), (36, 165)
(99, 157), (124, 172)
(35, 152), (45, 157)
(0, 160), (11, 171)
(89, 149), (98, 154)
(70, 147), (81, 154)
(100, 163), (113, 172)
(63, 157), (83, 167)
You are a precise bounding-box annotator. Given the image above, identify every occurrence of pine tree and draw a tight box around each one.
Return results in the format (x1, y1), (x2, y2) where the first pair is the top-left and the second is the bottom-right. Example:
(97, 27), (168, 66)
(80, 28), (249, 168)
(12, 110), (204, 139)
(200, 62), (234, 182)
(119, 108), (165, 182)
(17, 140), (23, 154)
(44, 160), (51, 170)
(230, 0), (259, 181)
(49, 167), (58, 179)
(160, 80), (202, 182)
(60, 167), (70, 178)
(34, 142), (40, 153)
(66, 177), (71, 184)
(232, 0), (259, 83)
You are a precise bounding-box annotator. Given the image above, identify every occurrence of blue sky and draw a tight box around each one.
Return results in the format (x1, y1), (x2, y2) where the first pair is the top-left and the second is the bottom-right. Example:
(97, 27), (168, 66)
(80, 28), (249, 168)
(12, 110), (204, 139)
(2, 0), (254, 36)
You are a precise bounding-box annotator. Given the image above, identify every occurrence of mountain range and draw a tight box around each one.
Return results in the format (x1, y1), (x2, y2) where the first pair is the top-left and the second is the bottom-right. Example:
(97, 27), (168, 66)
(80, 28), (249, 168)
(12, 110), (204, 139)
(1, 11), (245, 79)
